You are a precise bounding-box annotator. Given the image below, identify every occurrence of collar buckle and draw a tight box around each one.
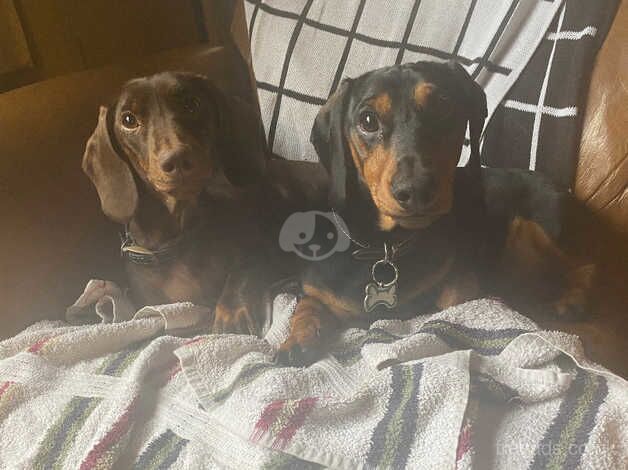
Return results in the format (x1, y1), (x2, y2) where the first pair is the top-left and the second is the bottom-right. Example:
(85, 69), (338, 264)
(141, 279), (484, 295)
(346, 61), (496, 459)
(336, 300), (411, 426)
(119, 227), (181, 266)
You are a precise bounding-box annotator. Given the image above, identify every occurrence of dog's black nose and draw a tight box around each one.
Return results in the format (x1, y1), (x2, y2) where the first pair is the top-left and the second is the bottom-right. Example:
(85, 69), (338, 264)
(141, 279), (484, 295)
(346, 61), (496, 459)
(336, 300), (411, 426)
(393, 187), (412, 205)
(393, 183), (417, 208)
(160, 148), (193, 174)
(392, 174), (435, 209)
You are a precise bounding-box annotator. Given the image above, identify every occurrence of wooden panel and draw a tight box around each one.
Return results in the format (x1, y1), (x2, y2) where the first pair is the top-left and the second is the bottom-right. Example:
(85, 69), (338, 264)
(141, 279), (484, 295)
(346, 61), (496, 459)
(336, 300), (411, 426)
(65, 0), (202, 70)
(12, 0), (85, 78)
(0, 0), (33, 75)
(1, 0), (203, 91)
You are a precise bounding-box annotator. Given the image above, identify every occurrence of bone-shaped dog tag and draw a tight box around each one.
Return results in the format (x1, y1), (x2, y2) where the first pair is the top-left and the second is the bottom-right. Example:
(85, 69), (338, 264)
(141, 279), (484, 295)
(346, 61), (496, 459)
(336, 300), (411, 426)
(364, 282), (398, 312)
(363, 248), (399, 313)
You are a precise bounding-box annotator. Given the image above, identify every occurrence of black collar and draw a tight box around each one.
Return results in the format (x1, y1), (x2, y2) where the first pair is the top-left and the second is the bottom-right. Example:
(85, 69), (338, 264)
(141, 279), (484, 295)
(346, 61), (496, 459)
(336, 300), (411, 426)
(120, 226), (190, 266)
(332, 209), (454, 262)
(351, 234), (420, 261)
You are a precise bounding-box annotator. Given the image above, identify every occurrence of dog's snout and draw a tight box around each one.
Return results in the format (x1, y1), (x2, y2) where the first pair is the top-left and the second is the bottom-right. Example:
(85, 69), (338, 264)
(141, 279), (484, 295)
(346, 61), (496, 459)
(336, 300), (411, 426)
(393, 186), (413, 205)
(392, 173), (436, 209)
(416, 174), (436, 205)
(392, 181), (415, 207)
(393, 156), (417, 207)
(397, 156), (415, 173)
(160, 148), (194, 174)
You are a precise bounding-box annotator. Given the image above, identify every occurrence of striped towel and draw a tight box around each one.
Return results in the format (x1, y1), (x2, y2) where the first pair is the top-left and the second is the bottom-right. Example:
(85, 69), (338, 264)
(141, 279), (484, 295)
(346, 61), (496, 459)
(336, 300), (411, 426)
(182, 297), (628, 469)
(0, 303), (282, 469)
(0, 291), (626, 469)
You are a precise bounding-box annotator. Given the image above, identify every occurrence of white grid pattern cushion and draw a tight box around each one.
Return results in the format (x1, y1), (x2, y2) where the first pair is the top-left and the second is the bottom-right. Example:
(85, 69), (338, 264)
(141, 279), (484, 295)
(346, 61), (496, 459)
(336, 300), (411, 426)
(246, 0), (619, 188)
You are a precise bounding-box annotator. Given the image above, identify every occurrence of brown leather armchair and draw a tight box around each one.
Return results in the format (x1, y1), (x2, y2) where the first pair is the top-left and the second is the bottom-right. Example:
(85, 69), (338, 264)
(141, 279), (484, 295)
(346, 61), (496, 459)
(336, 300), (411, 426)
(548, 0), (628, 377)
(0, 1), (625, 374)
(576, 1), (627, 237)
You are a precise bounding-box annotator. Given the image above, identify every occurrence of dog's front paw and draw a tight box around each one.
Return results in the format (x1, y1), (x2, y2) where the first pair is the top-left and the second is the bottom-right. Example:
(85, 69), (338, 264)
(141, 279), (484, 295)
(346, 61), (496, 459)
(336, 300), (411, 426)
(274, 342), (321, 367)
(213, 302), (259, 335)
(274, 295), (335, 366)
(550, 264), (596, 321)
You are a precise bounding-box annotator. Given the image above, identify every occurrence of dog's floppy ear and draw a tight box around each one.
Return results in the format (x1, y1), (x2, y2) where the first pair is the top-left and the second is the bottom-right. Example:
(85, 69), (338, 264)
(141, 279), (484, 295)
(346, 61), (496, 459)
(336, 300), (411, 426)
(82, 106), (138, 224)
(310, 79), (353, 208)
(448, 62), (489, 254)
(447, 62), (487, 174)
(200, 78), (267, 186)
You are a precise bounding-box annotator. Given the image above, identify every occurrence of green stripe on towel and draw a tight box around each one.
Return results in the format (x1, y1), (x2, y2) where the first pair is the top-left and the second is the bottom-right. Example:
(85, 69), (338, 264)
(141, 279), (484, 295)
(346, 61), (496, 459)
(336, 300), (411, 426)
(31, 346), (142, 469)
(366, 362), (424, 468)
(531, 370), (608, 469)
(135, 429), (189, 470)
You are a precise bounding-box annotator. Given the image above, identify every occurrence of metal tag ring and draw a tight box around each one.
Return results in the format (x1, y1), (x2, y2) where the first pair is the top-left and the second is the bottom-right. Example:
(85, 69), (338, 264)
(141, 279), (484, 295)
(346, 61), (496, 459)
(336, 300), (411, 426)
(371, 259), (399, 288)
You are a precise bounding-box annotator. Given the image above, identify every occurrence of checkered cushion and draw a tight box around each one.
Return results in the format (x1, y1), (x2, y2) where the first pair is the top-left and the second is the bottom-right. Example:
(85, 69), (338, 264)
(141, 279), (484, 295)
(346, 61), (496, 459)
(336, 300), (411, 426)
(483, 0), (618, 187)
(245, 0), (618, 188)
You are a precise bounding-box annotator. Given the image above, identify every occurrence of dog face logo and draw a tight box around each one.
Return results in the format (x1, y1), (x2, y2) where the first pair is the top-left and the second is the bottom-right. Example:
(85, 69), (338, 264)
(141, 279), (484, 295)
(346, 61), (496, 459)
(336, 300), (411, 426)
(279, 211), (351, 261)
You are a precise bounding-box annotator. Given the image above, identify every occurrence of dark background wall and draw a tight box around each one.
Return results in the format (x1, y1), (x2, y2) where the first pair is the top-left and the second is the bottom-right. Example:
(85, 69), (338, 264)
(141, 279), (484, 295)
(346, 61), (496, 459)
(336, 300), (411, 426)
(0, 0), (206, 92)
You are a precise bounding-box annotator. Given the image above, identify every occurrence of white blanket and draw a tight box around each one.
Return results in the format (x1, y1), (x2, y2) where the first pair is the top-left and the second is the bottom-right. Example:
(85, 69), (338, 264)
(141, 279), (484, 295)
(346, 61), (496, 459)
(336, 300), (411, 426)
(0, 282), (626, 469)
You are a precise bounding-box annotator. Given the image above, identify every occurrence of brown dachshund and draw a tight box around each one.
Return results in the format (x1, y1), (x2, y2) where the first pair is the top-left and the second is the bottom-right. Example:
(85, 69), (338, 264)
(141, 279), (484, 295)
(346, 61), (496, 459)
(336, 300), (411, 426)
(276, 61), (596, 365)
(83, 71), (295, 334)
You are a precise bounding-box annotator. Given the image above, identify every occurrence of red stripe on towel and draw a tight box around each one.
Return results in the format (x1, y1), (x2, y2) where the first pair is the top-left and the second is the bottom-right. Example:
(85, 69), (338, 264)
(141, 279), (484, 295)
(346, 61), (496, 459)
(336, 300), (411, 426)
(27, 336), (53, 353)
(456, 423), (472, 463)
(272, 397), (318, 450)
(251, 400), (285, 442)
(167, 364), (182, 381)
(183, 337), (207, 346)
(79, 396), (139, 470)
(0, 381), (13, 399)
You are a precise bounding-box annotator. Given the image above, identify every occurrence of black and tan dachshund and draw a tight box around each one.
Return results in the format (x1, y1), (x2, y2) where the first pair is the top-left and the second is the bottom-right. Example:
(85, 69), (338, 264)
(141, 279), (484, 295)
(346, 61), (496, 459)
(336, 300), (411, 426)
(82, 71), (323, 334)
(277, 61), (595, 365)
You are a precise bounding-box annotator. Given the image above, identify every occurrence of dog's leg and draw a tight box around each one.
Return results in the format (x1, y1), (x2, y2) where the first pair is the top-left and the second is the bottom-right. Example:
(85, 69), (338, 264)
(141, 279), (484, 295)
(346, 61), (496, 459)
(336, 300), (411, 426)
(552, 263), (597, 319)
(213, 269), (264, 335)
(436, 270), (480, 310)
(276, 296), (340, 366)
(500, 216), (596, 319)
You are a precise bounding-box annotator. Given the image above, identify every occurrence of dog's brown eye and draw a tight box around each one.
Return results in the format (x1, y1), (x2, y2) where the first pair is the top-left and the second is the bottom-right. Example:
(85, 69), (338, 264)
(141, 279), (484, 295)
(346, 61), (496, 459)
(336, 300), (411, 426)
(358, 111), (379, 133)
(121, 111), (138, 129)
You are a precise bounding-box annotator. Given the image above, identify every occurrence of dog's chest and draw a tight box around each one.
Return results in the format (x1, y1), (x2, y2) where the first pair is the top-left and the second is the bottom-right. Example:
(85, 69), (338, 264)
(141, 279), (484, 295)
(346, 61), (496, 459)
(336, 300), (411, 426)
(125, 238), (237, 306)
(305, 233), (455, 318)
(161, 261), (206, 303)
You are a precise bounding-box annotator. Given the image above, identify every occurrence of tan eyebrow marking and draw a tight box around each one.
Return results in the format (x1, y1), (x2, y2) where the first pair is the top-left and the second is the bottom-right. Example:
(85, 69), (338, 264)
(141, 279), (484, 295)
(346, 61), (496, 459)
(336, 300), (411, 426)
(370, 92), (392, 117)
(414, 82), (435, 108)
